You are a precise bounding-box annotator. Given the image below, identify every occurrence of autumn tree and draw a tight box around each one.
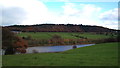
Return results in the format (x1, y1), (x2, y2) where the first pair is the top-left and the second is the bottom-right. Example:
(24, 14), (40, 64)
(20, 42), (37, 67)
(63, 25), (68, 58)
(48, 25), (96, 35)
(13, 36), (28, 53)
(2, 28), (28, 55)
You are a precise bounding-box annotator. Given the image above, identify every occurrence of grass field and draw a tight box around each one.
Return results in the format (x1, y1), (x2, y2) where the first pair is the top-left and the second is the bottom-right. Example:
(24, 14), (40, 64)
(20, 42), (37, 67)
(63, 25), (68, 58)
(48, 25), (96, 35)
(2, 42), (118, 66)
(17, 32), (112, 40)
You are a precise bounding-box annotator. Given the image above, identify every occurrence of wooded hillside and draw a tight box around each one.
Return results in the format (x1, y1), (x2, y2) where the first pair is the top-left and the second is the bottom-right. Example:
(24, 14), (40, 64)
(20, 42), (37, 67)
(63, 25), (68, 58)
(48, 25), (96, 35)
(4, 24), (116, 33)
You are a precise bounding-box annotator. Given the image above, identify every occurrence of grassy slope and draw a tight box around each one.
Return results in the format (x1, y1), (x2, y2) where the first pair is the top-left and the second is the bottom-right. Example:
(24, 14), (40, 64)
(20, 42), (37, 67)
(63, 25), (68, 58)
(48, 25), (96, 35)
(3, 42), (118, 66)
(17, 32), (111, 40)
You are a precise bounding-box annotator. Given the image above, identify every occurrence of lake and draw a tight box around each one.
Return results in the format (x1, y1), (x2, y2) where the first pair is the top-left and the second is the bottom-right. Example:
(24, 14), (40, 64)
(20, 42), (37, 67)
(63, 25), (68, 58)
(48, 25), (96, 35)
(26, 44), (95, 54)
(1, 44), (95, 55)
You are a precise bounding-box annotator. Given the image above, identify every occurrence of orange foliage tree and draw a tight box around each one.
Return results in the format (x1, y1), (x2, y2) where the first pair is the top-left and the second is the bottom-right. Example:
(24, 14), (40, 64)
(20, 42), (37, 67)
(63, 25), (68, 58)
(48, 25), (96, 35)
(2, 28), (28, 55)
(13, 36), (28, 53)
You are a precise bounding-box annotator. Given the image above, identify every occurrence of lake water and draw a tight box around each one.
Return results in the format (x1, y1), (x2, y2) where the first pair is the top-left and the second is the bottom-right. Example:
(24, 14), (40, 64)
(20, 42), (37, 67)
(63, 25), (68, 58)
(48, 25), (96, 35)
(26, 44), (95, 53)
(1, 44), (95, 55)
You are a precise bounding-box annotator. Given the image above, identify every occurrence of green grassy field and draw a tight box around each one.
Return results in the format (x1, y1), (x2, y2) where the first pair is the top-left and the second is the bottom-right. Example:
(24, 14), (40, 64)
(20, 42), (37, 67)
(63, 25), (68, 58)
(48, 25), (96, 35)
(17, 32), (111, 40)
(2, 42), (118, 66)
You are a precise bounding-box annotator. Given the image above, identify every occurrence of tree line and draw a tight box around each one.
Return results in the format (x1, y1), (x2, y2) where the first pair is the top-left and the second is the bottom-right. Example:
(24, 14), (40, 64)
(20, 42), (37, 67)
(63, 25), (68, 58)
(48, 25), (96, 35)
(4, 24), (116, 33)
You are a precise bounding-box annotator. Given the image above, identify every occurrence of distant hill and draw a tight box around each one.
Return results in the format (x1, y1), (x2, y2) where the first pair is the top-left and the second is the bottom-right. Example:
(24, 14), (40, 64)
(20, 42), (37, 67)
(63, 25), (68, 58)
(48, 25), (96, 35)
(4, 24), (117, 33)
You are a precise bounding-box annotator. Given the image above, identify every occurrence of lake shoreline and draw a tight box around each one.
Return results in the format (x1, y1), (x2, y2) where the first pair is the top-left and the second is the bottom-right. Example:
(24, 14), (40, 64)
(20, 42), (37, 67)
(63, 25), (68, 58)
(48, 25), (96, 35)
(1, 44), (95, 55)
(28, 43), (95, 47)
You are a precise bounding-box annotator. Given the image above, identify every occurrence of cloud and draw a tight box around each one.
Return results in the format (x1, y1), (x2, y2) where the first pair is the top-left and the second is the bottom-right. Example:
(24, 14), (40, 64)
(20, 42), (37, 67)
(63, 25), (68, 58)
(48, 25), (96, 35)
(60, 3), (102, 25)
(1, 0), (49, 25)
(99, 8), (118, 29)
(62, 3), (79, 16)
(1, 0), (102, 25)
(61, 3), (118, 29)
(42, 3), (102, 25)
(2, 7), (26, 25)
(99, 8), (118, 21)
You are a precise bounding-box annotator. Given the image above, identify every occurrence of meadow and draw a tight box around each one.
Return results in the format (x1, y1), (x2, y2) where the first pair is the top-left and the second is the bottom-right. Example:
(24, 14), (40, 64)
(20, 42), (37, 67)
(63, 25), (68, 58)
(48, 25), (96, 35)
(2, 42), (118, 66)
(16, 32), (118, 46)
(17, 32), (113, 40)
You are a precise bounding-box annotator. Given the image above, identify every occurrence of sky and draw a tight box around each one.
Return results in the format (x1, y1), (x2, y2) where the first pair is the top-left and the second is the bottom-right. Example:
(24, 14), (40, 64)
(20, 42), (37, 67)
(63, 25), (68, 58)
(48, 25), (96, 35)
(0, 0), (119, 29)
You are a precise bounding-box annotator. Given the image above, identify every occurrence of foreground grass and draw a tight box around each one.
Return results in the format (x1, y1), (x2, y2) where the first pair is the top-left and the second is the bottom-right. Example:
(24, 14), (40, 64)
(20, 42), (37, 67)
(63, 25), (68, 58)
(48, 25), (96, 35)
(3, 42), (118, 66)
(18, 32), (111, 40)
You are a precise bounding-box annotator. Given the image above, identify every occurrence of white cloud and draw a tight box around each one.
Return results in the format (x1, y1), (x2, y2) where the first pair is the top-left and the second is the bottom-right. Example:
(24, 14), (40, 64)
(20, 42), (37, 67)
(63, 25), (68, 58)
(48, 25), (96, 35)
(79, 4), (101, 16)
(100, 20), (118, 29)
(2, 7), (27, 25)
(60, 3), (102, 25)
(99, 8), (118, 29)
(1, 1), (102, 26)
(42, 3), (102, 25)
(62, 3), (79, 16)
(1, 0), (49, 25)
(99, 8), (118, 21)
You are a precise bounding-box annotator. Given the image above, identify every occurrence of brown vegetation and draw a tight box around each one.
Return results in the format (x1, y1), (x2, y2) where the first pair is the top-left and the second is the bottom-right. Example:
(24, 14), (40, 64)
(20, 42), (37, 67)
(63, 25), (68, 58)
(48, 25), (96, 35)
(2, 28), (28, 55)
